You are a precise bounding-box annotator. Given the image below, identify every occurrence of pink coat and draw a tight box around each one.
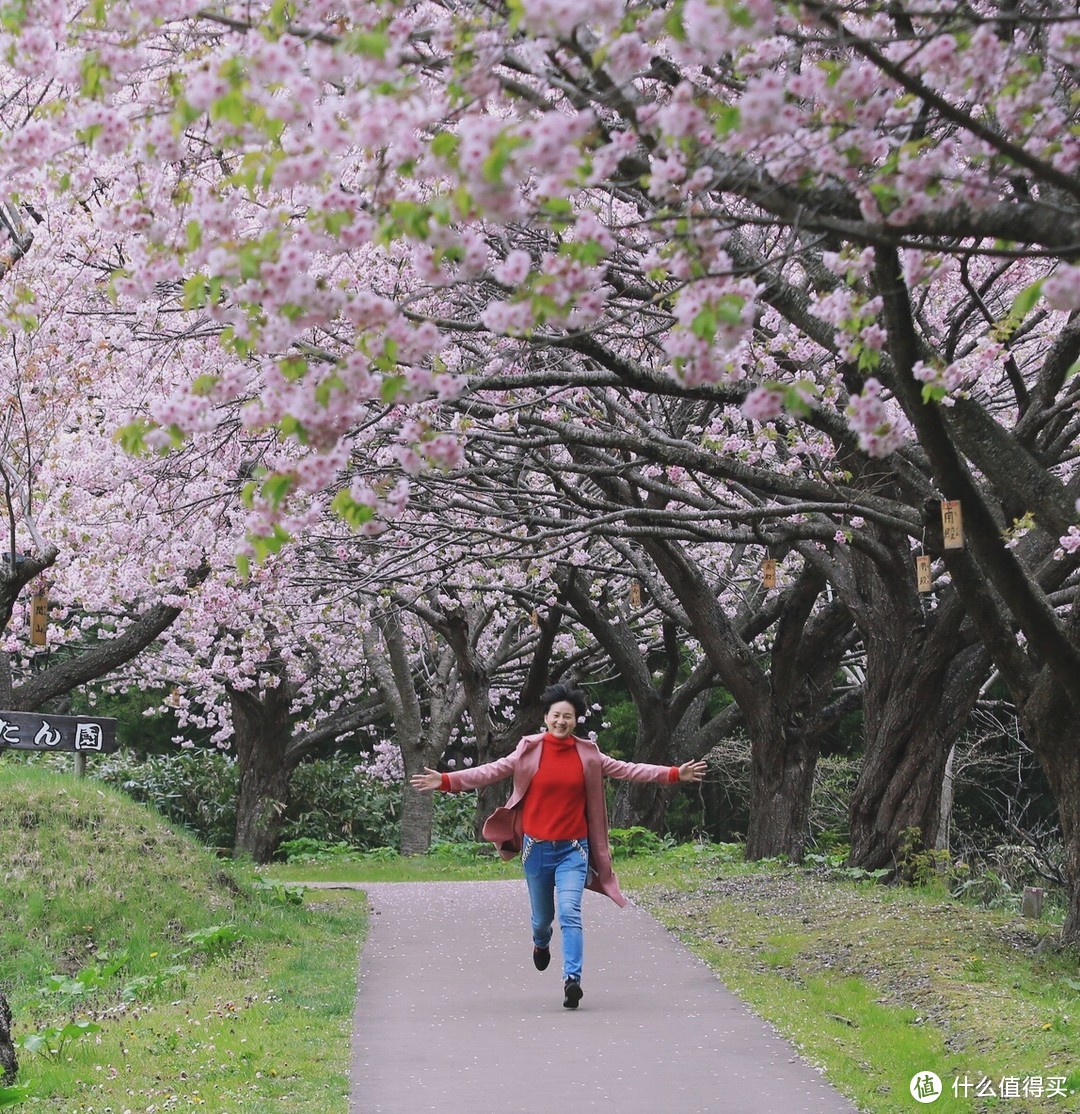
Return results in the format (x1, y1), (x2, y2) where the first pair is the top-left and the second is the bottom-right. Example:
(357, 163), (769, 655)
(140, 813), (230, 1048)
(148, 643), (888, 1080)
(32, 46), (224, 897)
(443, 732), (679, 907)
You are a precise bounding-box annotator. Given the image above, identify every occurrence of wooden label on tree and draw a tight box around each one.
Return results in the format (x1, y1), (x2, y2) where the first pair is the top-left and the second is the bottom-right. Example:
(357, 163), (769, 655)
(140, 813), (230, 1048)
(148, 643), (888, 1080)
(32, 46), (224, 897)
(529, 609), (540, 630)
(941, 500), (964, 549)
(30, 594), (48, 646)
(916, 555), (932, 592)
(761, 559), (777, 588)
(629, 580), (642, 608)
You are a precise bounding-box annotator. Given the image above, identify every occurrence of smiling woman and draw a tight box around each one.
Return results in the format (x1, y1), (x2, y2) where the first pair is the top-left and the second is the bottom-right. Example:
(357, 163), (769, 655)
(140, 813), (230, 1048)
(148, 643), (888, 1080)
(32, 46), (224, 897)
(410, 682), (706, 1009)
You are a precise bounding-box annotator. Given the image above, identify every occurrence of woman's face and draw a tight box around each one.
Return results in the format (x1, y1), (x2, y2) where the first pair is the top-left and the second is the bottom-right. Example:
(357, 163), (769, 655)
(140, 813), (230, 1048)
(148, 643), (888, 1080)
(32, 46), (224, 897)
(544, 700), (579, 738)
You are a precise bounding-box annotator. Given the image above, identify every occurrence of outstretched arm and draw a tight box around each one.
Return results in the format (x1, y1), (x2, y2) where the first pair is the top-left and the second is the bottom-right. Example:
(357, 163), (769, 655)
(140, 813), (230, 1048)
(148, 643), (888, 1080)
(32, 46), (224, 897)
(410, 768), (443, 792)
(409, 743), (524, 794)
(678, 760), (708, 783)
(600, 753), (709, 784)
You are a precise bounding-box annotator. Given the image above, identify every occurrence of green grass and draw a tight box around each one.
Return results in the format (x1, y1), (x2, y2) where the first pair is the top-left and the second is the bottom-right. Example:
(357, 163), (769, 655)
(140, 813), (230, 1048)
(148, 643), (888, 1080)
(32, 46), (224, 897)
(265, 850), (520, 884)
(618, 847), (1080, 1113)
(0, 762), (366, 1113)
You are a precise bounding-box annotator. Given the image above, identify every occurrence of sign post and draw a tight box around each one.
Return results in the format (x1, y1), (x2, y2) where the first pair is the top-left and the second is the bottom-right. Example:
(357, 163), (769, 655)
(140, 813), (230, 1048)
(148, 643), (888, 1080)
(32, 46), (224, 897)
(0, 711), (118, 760)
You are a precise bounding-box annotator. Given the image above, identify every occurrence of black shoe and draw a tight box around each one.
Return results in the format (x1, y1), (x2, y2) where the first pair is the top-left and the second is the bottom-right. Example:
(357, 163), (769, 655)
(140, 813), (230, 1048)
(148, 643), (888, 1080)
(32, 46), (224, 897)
(563, 978), (583, 1009)
(533, 945), (551, 971)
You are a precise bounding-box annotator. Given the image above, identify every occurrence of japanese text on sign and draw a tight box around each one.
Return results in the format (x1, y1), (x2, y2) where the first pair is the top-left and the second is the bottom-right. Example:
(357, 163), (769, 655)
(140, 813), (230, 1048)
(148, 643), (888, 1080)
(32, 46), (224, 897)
(0, 710), (117, 753)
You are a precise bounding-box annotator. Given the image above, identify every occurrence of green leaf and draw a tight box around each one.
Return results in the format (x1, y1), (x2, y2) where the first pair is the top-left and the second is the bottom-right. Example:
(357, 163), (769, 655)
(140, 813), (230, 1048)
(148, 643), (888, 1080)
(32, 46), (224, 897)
(80, 51), (110, 99)
(57, 1020), (100, 1041)
(542, 196), (573, 218)
(387, 199), (431, 240)
(332, 489), (376, 529)
(278, 355), (308, 382)
(664, 0), (688, 42)
(321, 208), (354, 236)
(691, 307), (717, 341)
(782, 380), (818, 419)
(17, 1033), (49, 1055)
(1011, 278), (1044, 321)
(249, 525), (292, 563)
(561, 239), (607, 266)
(279, 414), (308, 443)
(261, 473), (295, 509)
(714, 294), (745, 326)
(713, 104), (740, 137)
(115, 419), (154, 456)
(190, 374), (219, 397)
(0, 1082), (32, 1108)
(430, 131), (459, 161)
(0, 1), (30, 34)
(182, 273), (209, 309)
(348, 30), (390, 58)
(185, 220), (203, 251)
(380, 374), (405, 403)
(481, 131), (527, 186)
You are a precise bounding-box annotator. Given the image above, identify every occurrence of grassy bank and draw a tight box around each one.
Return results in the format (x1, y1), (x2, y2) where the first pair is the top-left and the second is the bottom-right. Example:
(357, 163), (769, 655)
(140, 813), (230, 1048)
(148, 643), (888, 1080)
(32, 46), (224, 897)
(0, 763), (366, 1113)
(618, 845), (1080, 1113)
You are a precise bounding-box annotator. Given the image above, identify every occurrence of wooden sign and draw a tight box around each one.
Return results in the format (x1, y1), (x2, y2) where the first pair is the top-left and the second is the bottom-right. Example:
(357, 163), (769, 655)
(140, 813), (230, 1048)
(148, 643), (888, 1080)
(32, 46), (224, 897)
(761, 559), (777, 588)
(629, 580), (642, 608)
(941, 500), (964, 550)
(30, 594), (48, 646)
(916, 555), (932, 592)
(0, 710), (117, 753)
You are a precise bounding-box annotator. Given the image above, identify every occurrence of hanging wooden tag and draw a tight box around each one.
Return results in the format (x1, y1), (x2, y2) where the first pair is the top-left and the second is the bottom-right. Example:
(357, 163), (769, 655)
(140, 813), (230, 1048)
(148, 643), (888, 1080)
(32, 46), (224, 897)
(30, 594), (48, 646)
(941, 500), (964, 549)
(761, 559), (777, 588)
(529, 609), (540, 630)
(916, 555), (932, 592)
(629, 580), (642, 608)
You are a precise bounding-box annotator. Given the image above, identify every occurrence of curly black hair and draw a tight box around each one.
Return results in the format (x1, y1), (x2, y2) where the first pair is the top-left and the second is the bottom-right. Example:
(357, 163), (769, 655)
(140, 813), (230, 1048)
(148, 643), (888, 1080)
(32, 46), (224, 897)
(539, 683), (588, 720)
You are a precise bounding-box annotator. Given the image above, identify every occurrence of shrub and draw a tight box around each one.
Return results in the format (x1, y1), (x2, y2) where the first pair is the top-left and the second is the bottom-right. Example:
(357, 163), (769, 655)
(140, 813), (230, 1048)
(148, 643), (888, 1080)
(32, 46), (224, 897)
(609, 826), (675, 857)
(81, 748), (480, 856)
(92, 749), (238, 849)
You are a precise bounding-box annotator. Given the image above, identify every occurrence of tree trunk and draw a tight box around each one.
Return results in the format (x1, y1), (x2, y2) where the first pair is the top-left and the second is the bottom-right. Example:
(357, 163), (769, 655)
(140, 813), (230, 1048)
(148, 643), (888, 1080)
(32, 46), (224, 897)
(935, 744), (957, 852)
(229, 681), (295, 863)
(401, 785), (436, 856)
(609, 715), (675, 830)
(399, 740), (437, 856)
(1020, 676), (1080, 945)
(834, 532), (985, 871)
(847, 712), (948, 870)
(0, 991), (16, 1086)
(847, 640), (986, 871)
(640, 539), (851, 863)
(745, 725), (818, 860)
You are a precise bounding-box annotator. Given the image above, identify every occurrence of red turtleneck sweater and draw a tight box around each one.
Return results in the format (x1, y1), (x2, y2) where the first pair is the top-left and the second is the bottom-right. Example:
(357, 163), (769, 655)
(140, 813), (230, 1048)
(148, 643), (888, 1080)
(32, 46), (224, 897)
(521, 732), (588, 840)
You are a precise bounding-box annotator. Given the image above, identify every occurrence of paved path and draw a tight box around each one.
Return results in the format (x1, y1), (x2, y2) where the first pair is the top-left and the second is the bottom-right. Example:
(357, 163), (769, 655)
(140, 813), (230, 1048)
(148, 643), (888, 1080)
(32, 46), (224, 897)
(322, 880), (860, 1114)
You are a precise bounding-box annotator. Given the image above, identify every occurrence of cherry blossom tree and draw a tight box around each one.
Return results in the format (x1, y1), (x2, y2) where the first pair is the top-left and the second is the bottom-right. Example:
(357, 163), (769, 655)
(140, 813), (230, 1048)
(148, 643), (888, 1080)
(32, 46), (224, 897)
(2, 0), (1080, 935)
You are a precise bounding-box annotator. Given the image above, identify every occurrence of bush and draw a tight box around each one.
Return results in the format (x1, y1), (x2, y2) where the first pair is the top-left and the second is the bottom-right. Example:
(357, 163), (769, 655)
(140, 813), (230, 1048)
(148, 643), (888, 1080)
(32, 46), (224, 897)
(609, 826), (676, 857)
(92, 749), (238, 850)
(80, 749), (481, 857)
(280, 755), (400, 850)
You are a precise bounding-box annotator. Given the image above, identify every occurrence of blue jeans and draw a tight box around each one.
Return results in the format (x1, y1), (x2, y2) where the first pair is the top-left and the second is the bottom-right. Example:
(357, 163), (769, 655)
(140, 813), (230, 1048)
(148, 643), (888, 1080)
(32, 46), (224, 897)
(522, 836), (589, 981)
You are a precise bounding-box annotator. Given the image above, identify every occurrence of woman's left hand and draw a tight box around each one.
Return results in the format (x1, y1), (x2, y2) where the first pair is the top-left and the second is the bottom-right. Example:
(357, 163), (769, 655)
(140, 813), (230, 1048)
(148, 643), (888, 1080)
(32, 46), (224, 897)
(678, 759), (708, 783)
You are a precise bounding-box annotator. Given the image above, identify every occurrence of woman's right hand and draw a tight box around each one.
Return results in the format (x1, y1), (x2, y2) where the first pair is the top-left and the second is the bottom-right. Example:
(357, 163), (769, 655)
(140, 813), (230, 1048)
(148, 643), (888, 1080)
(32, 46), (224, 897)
(410, 767), (443, 793)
